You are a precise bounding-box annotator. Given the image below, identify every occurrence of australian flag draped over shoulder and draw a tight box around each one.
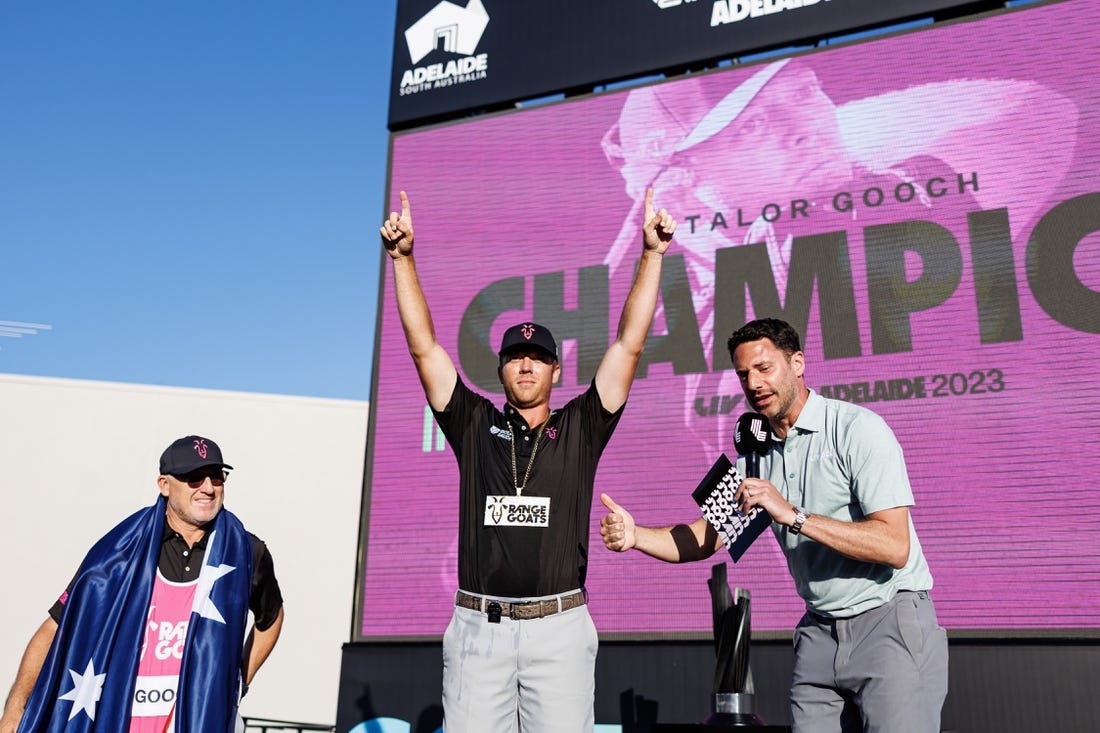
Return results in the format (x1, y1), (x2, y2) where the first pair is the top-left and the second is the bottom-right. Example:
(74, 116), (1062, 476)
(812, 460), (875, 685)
(19, 496), (253, 733)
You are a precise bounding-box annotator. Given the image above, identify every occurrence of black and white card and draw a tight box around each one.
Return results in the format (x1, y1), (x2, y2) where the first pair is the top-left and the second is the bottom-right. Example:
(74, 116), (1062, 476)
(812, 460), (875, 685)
(691, 453), (772, 562)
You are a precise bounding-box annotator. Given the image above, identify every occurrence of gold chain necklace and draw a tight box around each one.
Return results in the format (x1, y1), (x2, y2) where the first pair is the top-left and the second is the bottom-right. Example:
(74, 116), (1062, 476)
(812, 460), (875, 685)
(510, 411), (553, 496)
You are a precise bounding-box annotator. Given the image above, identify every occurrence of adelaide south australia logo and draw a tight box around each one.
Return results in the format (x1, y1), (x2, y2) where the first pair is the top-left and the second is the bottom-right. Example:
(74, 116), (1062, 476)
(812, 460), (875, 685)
(400, 0), (490, 96)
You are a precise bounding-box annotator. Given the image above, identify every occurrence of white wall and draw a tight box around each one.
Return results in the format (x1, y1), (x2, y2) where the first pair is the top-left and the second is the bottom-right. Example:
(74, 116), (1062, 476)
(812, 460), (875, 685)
(0, 373), (368, 726)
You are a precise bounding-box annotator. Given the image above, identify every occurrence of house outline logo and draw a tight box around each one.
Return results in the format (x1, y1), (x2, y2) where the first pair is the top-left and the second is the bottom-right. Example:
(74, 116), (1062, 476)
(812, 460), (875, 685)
(405, 0), (490, 65)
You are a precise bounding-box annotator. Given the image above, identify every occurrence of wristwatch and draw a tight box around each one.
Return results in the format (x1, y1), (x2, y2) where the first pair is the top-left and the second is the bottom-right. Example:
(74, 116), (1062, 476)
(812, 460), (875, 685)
(790, 507), (809, 535)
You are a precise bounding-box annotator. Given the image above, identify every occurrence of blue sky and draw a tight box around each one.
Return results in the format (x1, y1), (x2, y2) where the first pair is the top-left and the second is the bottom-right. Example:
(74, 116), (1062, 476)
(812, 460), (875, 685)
(1, 2), (396, 400)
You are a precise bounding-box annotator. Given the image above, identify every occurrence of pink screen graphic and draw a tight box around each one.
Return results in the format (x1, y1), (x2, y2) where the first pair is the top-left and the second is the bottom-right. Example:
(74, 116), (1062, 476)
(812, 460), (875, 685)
(361, 0), (1100, 638)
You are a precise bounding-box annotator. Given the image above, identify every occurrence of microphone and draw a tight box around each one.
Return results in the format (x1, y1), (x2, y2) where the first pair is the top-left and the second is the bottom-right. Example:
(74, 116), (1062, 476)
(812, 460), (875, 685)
(733, 412), (772, 478)
(690, 412), (775, 564)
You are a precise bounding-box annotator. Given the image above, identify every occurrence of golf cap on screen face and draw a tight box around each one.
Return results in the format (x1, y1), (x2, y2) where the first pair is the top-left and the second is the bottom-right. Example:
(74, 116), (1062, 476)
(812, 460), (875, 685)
(498, 322), (558, 362)
(159, 435), (233, 475)
(675, 59), (792, 152)
(603, 77), (712, 199)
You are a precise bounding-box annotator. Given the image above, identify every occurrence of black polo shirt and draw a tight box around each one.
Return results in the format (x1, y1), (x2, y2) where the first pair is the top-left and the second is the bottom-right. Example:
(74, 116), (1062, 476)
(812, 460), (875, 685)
(50, 517), (283, 631)
(433, 376), (623, 598)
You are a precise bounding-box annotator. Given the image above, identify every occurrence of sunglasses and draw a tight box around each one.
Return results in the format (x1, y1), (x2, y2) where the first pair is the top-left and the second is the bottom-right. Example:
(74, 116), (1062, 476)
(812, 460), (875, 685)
(173, 469), (228, 488)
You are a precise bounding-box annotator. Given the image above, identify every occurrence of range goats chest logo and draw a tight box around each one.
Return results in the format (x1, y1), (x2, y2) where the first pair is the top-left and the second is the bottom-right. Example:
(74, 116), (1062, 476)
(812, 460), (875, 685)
(399, 0), (490, 97)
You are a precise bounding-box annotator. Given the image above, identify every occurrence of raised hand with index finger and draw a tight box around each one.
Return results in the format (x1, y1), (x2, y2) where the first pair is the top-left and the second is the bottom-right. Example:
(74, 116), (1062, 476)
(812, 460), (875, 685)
(380, 190), (414, 259)
(642, 186), (676, 255)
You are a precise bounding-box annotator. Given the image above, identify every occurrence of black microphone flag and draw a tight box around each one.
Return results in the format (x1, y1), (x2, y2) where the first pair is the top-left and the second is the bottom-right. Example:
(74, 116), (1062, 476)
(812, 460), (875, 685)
(733, 412), (772, 478)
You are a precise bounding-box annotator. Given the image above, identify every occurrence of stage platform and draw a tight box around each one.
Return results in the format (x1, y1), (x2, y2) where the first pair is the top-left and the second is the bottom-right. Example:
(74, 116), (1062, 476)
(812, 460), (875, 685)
(336, 637), (1099, 733)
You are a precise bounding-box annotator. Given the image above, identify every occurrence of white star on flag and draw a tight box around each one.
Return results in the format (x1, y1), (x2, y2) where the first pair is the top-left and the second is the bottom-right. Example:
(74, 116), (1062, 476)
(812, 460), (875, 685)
(58, 659), (106, 721)
(192, 529), (236, 624)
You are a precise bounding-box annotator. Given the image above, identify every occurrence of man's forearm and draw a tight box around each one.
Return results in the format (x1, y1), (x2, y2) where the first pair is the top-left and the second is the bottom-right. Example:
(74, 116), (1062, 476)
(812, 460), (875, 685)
(392, 255), (438, 358)
(243, 607), (284, 686)
(390, 255), (457, 410)
(795, 508), (911, 569)
(634, 519), (719, 564)
(615, 248), (664, 354)
(595, 249), (665, 411)
(1, 618), (58, 731)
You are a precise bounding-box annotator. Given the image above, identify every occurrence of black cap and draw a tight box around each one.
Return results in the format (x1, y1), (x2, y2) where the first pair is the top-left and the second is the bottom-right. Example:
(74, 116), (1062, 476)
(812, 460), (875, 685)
(499, 322), (558, 362)
(159, 435), (233, 475)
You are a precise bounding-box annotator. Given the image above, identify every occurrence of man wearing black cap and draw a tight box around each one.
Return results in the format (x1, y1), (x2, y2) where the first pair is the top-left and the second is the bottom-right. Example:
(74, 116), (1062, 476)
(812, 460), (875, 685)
(381, 189), (675, 733)
(0, 435), (283, 733)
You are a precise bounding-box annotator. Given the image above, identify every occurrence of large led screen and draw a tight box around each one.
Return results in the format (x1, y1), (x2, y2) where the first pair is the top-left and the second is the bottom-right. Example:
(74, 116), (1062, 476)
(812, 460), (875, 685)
(359, 0), (1100, 639)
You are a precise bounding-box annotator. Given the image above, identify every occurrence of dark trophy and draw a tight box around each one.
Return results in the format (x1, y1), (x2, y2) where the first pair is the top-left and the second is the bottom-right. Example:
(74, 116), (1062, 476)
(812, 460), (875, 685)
(703, 563), (766, 727)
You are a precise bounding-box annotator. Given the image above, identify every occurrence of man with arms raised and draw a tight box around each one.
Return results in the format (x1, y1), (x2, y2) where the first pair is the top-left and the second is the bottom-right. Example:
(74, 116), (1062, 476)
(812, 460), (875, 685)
(380, 189), (674, 732)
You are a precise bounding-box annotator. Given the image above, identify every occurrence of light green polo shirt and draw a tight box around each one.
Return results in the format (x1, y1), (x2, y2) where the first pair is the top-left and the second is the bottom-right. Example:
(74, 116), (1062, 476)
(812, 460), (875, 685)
(741, 389), (934, 618)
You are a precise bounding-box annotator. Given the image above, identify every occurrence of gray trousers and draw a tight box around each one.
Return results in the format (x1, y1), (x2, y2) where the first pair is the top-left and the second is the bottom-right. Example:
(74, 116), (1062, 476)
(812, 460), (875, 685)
(442, 591), (598, 733)
(790, 590), (949, 733)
